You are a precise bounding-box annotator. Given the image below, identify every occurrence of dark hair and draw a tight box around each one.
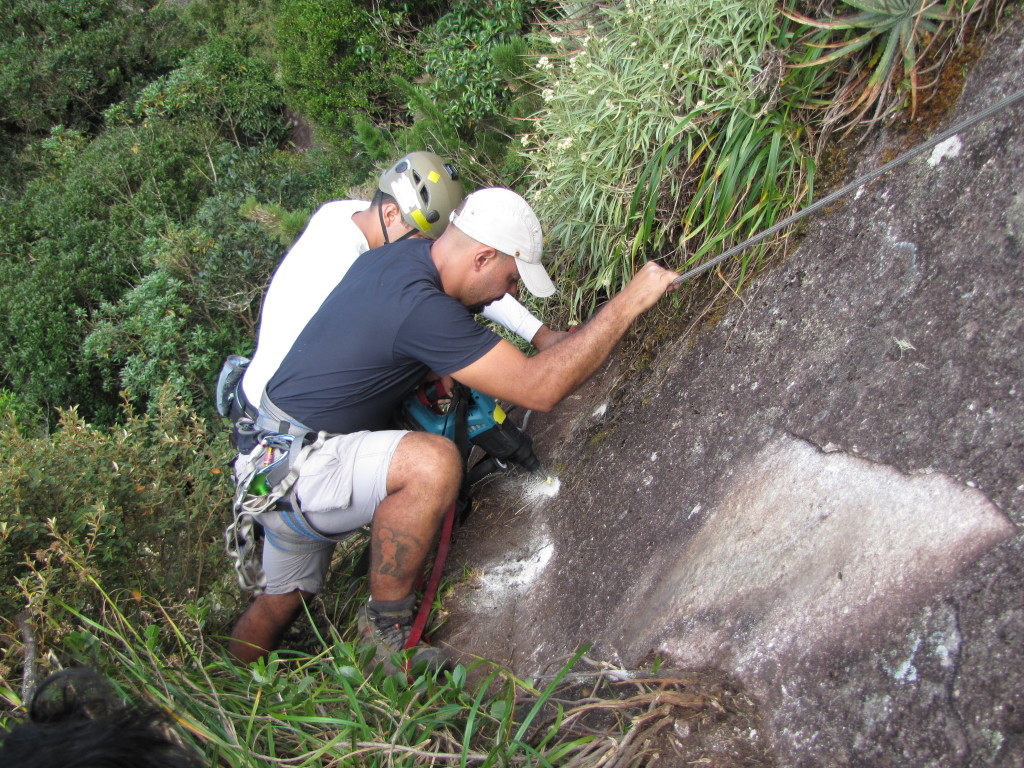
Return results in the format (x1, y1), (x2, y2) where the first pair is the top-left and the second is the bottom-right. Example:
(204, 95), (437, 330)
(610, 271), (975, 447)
(371, 188), (398, 209)
(0, 669), (206, 768)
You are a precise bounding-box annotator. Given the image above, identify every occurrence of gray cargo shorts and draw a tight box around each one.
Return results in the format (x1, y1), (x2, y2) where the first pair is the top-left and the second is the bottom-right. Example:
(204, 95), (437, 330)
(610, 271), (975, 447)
(234, 429), (406, 595)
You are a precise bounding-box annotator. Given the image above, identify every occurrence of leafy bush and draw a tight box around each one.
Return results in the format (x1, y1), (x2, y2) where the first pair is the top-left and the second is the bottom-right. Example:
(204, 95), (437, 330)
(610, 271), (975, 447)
(0, 121), (214, 422)
(0, 0), (194, 133)
(0, 98), (328, 424)
(359, 2), (543, 189)
(0, 0), (197, 193)
(273, 0), (418, 145)
(133, 38), (287, 146)
(0, 391), (234, 634)
(82, 270), (225, 415)
(420, 0), (533, 129)
(0, 388), (40, 431)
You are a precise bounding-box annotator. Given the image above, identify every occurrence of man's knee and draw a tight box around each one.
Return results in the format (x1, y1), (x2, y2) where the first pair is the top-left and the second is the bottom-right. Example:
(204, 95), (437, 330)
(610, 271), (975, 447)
(388, 432), (462, 494)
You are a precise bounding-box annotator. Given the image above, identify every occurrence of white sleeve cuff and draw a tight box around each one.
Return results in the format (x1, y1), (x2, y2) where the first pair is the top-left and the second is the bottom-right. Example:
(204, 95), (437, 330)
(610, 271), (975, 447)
(481, 294), (544, 343)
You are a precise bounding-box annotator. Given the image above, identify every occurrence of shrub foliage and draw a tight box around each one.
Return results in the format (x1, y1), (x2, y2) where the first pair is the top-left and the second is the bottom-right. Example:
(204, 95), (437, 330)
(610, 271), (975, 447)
(0, 392), (234, 633)
(273, 0), (419, 146)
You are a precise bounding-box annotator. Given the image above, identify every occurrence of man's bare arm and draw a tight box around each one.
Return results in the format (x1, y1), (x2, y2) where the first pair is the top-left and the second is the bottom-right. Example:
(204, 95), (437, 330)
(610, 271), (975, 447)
(452, 262), (678, 410)
(531, 325), (570, 351)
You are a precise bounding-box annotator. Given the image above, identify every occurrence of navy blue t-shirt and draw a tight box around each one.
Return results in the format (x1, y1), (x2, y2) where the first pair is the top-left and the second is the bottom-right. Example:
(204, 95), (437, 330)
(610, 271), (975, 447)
(265, 239), (501, 433)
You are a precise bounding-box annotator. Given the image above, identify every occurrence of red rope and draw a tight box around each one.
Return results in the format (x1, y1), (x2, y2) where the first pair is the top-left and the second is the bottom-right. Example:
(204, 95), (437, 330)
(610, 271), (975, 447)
(404, 501), (456, 650)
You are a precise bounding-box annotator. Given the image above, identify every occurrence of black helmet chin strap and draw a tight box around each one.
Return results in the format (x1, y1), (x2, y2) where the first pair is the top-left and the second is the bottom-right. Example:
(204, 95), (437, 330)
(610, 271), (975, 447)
(374, 189), (392, 245)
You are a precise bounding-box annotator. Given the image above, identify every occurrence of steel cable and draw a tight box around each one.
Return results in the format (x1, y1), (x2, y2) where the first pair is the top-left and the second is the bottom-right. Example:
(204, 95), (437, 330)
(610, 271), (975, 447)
(670, 86), (1024, 286)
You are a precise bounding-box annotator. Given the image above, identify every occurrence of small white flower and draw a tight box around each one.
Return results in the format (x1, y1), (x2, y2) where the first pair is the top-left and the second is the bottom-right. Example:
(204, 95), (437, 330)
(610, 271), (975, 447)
(549, 35), (563, 44)
(662, 62), (670, 69)
(696, 99), (706, 108)
(536, 56), (552, 70)
(630, 41), (638, 47)
(557, 136), (574, 150)
(520, 134), (530, 146)
(588, 88), (596, 95)
(542, 88), (556, 102)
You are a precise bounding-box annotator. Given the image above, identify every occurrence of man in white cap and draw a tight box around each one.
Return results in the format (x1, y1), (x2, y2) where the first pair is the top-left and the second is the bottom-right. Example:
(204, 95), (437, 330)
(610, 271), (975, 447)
(227, 187), (678, 668)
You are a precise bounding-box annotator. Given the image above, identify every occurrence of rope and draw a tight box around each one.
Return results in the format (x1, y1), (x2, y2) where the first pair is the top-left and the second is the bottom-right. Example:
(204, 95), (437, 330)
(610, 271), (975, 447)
(670, 86), (1024, 286)
(404, 501), (457, 651)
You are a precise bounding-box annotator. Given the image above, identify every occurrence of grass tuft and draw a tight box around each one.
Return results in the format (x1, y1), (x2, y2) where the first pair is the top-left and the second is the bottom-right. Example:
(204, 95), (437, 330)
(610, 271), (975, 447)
(522, 0), (813, 316)
(0, 569), (759, 766)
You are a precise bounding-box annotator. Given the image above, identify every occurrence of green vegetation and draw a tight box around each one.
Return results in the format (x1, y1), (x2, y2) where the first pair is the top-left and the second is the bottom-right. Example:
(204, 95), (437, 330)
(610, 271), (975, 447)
(3, 554), (725, 766)
(0, 0), (198, 195)
(132, 37), (287, 146)
(0, 391), (230, 626)
(0, 0), (1001, 763)
(524, 0), (813, 311)
(360, 0), (542, 188)
(785, 0), (966, 130)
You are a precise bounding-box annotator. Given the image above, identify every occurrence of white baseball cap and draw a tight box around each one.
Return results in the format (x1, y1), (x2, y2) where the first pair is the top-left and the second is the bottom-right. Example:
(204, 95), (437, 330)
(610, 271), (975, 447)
(449, 188), (556, 298)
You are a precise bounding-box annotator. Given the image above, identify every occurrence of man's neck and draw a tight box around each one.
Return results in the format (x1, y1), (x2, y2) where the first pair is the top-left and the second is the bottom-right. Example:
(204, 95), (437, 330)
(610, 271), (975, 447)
(351, 203), (385, 249)
(430, 238), (465, 299)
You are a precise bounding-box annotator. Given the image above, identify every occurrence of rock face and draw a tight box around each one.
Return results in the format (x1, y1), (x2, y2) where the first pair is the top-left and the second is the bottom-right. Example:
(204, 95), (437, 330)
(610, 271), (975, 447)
(439, 15), (1024, 768)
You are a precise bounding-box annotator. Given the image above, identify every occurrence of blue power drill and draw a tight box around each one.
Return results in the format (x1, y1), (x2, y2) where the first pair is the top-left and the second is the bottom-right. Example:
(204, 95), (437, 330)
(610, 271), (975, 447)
(397, 381), (542, 485)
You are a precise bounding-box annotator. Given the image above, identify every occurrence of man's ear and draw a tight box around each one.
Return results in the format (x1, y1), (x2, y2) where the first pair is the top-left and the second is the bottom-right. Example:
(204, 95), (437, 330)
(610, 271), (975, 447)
(473, 247), (500, 270)
(381, 201), (404, 227)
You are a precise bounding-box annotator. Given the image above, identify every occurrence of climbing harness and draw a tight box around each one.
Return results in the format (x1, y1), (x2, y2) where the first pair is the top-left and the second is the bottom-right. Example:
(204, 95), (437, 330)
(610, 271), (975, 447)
(225, 428), (334, 592)
(221, 382), (339, 593)
(671, 86), (1024, 287)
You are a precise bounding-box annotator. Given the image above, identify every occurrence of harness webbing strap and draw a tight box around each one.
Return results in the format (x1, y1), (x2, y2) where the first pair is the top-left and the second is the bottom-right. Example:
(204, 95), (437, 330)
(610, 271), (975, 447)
(226, 390), (336, 591)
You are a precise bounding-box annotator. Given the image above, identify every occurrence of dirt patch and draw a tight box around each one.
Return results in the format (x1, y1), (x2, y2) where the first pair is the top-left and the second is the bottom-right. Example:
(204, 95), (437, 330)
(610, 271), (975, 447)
(283, 109), (315, 152)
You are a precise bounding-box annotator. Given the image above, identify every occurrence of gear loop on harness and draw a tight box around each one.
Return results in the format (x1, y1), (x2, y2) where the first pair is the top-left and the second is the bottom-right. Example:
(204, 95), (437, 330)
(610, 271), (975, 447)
(224, 387), (342, 593)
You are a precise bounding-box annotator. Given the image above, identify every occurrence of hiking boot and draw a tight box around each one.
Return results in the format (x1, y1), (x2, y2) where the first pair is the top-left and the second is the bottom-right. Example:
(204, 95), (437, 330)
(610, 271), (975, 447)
(357, 600), (446, 674)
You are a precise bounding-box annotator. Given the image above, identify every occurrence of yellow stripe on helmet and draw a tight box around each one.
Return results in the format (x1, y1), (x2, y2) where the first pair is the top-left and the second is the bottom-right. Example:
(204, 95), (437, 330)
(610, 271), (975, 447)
(411, 209), (431, 232)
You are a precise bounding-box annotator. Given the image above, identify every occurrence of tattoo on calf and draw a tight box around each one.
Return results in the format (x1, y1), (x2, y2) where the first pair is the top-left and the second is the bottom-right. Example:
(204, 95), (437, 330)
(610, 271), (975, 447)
(373, 525), (422, 578)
